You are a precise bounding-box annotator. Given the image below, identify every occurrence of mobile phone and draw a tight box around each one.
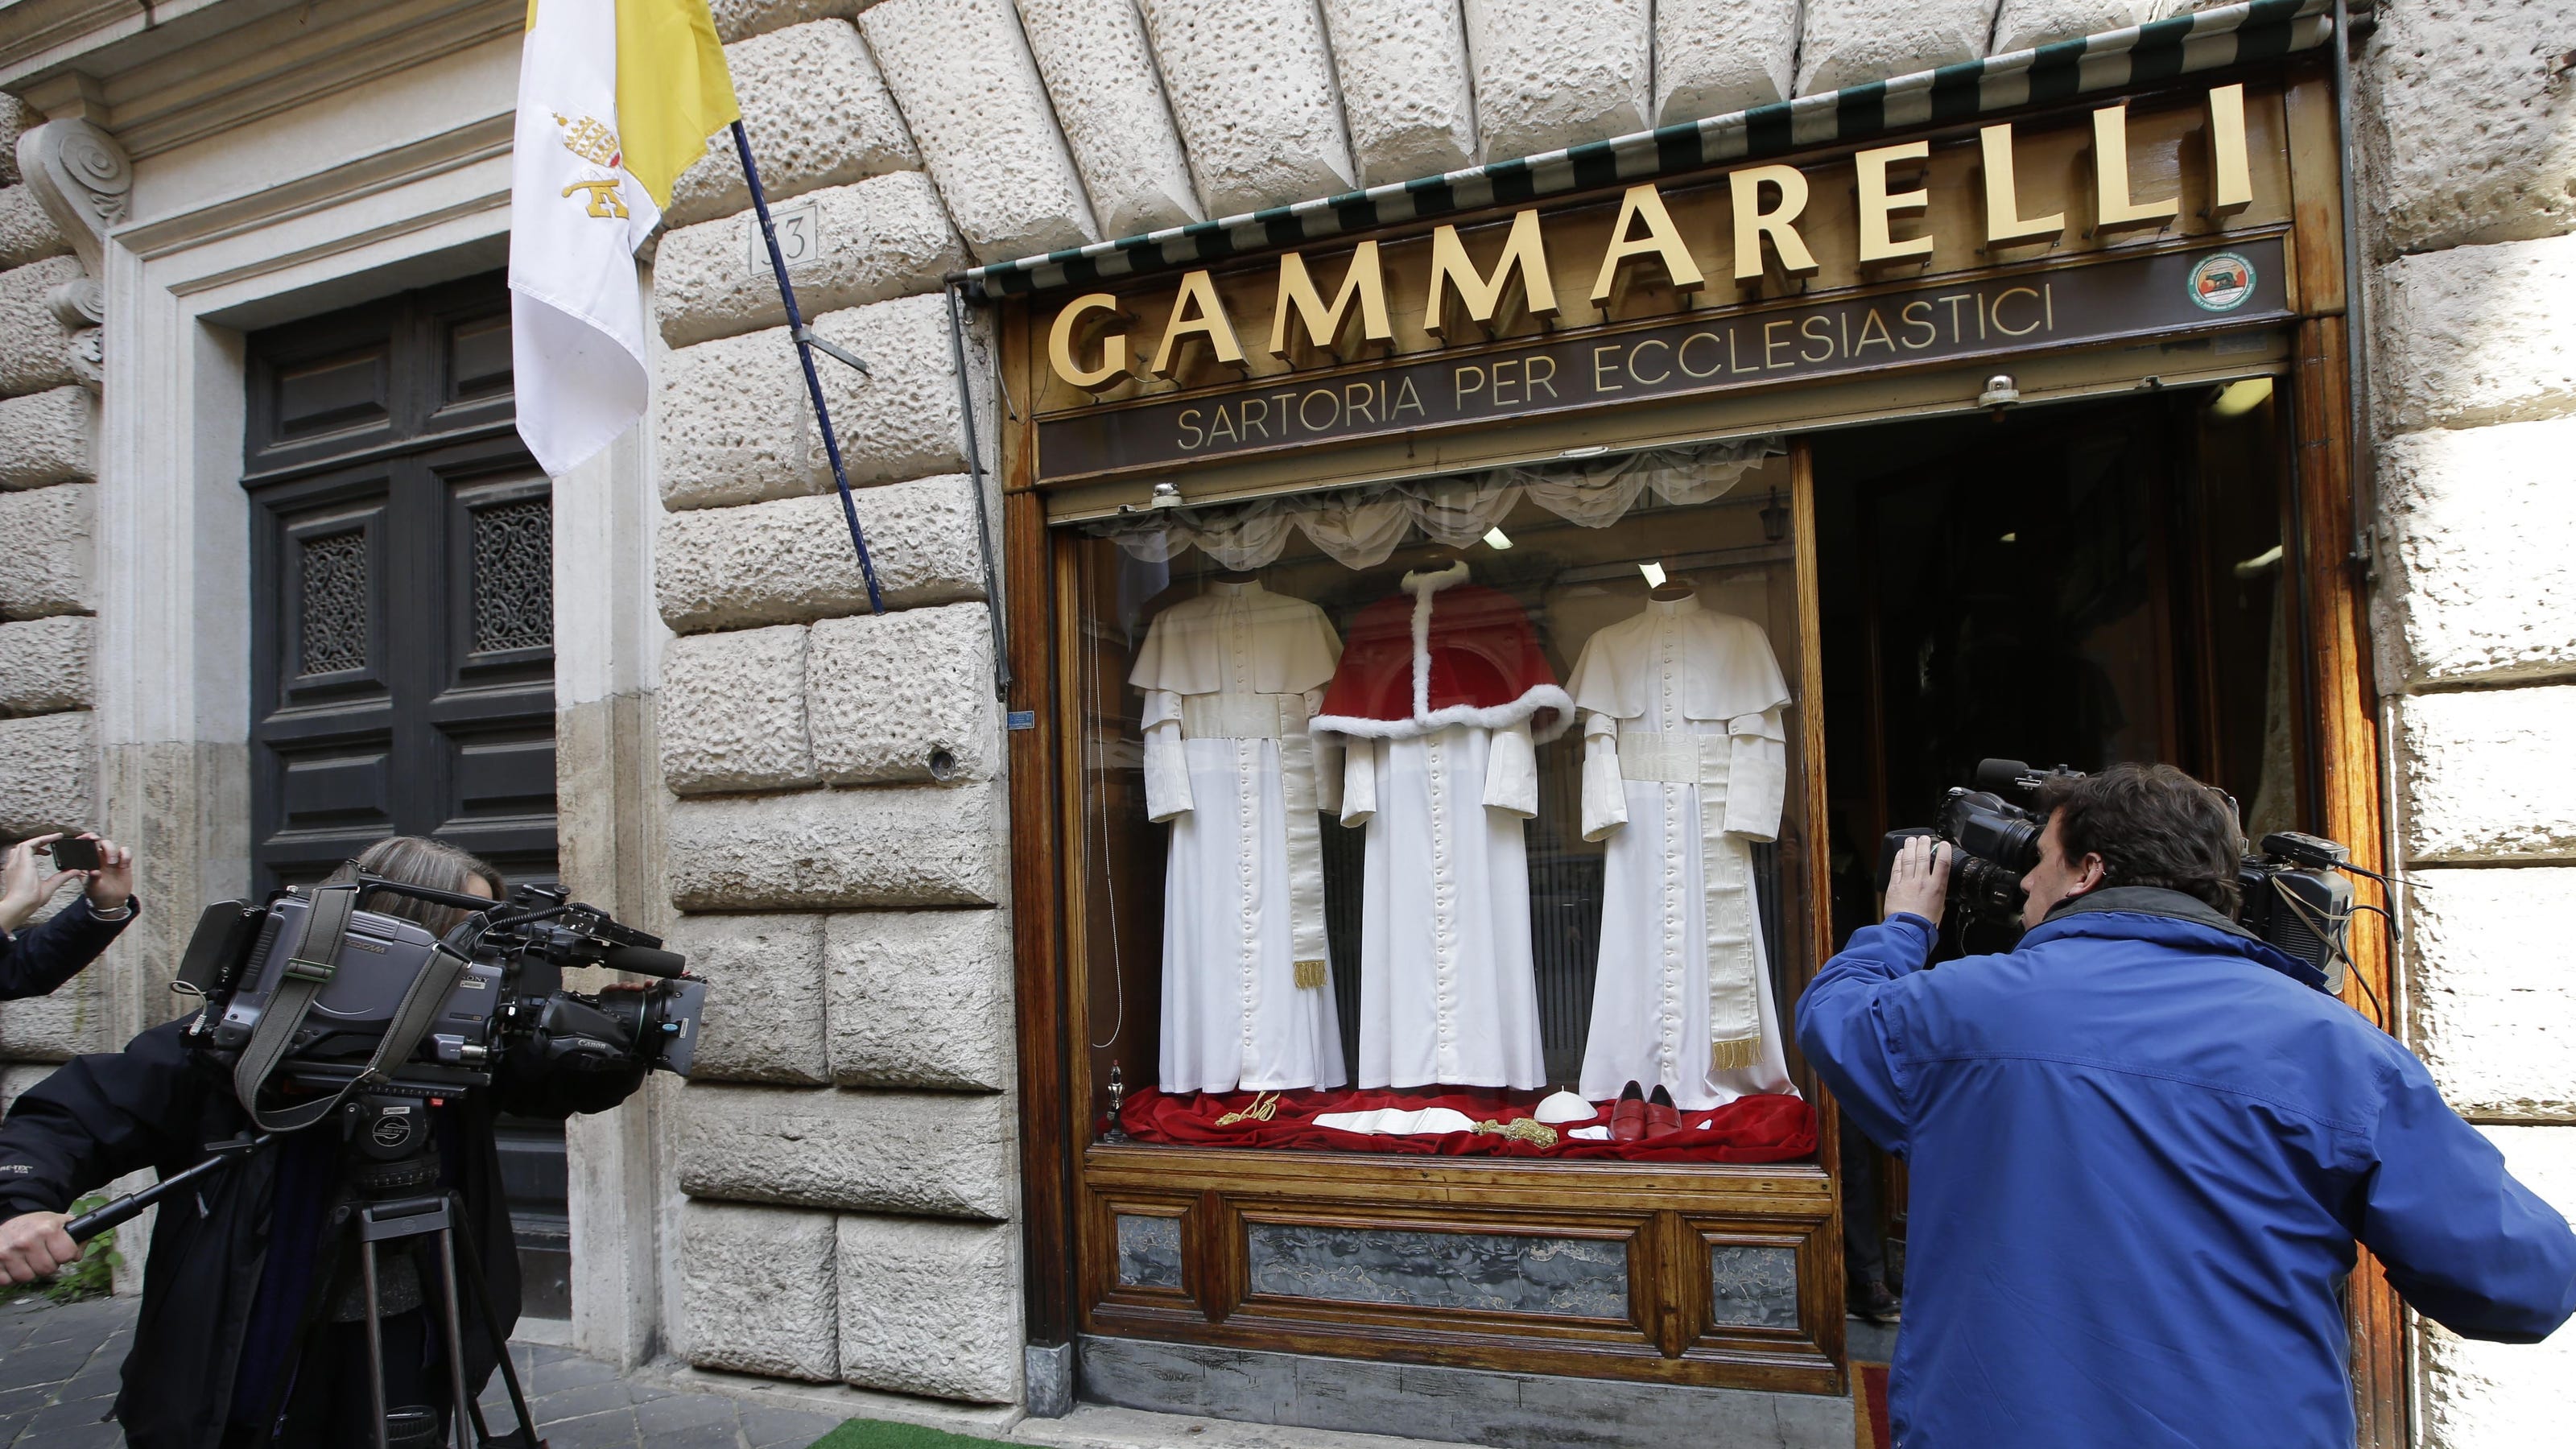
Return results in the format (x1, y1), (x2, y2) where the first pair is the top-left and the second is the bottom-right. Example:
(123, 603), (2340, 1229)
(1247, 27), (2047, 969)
(47, 838), (101, 872)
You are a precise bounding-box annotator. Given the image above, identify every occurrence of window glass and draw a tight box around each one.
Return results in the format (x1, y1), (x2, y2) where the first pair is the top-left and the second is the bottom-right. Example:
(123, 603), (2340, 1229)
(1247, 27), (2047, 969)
(1065, 448), (1821, 1164)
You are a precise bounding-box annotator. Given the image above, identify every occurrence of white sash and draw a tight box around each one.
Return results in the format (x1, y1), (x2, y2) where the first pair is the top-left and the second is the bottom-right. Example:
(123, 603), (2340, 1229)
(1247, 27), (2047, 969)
(1619, 730), (1764, 1070)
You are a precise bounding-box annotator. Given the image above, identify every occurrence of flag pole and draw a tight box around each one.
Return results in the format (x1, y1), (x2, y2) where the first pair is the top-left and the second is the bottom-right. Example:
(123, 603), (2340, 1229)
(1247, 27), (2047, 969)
(730, 121), (885, 615)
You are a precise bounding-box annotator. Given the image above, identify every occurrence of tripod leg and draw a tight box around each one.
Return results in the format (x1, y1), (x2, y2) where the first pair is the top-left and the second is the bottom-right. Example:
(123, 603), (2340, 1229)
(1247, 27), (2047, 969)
(443, 1194), (542, 1448)
(436, 1227), (475, 1449)
(362, 1241), (393, 1449)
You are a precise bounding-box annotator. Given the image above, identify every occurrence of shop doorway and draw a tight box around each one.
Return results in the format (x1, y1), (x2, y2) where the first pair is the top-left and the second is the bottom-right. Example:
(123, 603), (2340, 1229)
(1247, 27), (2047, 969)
(1810, 380), (2293, 1335)
(240, 274), (573, 1319)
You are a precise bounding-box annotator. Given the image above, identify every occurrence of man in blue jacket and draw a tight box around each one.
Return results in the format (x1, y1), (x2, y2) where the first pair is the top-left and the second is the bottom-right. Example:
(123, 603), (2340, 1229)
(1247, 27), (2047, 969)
(1798, 762), (2576, 1448)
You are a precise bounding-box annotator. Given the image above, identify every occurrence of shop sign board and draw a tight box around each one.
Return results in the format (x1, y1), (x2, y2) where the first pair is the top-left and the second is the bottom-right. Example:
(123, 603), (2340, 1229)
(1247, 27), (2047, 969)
(1027, 80), (2304, 488)
(1037, 237), (2288, 479)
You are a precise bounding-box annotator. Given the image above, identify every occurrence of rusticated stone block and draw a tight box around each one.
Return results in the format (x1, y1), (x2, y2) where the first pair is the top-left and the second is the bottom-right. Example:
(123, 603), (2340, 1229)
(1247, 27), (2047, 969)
(1989, 0), (2137, 54)
(667, 913), (830, 1084)
(2374, 419), (2576, 689)
(0, 256), (85, 397)
(664, 21), (919, 230)
(0, 1063), (55, 1116)
(0, 616), (93, 715)
(710, 0), (867, 43)
(1654, 0), (1799, 124)
(2375, 233), (2576, 436)
(0, 185), (68, 270)
(2398, 686), (2576, 865)
(0, 386), (93, 489)
(0, 481), (94, 618)
(1015, 0), (1203, 236)
(807, 602), (996, 785)
(1463, 0), (1651, 160)
(667, 782), (1003, 909)
(1795, 0), (1992, 96)
(2416, 1125), (2576, 1447)
(655, 171), (964, 348)
(1319, 0), (1476, 184)
(2407, 865), (2576, 1121)
(0, 968), (102, 1061)
(1138, 0), (1356, 214)
(836, 1215), (1020, 1402)
(656, 474), (989, 634)
(661, 624), (818, 793)
(0, 94), (34, 187)
(679, 1200), (840, 1381)
(0, 711), (94, 839)
(657, 291), (960, 510)
(678, 1081), (1015, 1219)
(825, 908), (1012, 1090)
(2367, 0), (2576, 256)
(861, 0), (1100, 259)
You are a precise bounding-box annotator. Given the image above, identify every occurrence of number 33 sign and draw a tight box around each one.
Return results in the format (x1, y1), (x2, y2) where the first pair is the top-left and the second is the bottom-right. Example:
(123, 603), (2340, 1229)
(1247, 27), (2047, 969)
(747, 196), (827, 271)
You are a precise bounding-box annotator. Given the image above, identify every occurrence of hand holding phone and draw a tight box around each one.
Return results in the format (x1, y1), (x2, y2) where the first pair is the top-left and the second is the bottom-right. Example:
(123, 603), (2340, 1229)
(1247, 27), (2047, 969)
(46, 837), (100, 872)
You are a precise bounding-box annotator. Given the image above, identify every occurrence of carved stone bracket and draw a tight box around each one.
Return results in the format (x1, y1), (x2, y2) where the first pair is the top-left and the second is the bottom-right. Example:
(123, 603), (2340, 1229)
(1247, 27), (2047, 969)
(15, 118), (130, 274)
(48, 277), (104, 329)
(67, 327), (103, 390)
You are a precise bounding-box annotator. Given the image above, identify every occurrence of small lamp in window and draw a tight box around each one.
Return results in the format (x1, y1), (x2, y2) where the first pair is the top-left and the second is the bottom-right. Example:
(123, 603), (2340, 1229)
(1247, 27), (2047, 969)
(1761, 486), (1789, 544)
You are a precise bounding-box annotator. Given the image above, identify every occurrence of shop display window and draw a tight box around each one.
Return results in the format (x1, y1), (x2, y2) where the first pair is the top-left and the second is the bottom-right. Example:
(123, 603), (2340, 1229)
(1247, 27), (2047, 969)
(1063, 440), (1826, 1166)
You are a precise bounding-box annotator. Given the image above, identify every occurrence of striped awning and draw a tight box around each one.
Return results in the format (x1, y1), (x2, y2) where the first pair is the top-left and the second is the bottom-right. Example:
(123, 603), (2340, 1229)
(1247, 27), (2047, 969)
(960, 0), (2331, 299)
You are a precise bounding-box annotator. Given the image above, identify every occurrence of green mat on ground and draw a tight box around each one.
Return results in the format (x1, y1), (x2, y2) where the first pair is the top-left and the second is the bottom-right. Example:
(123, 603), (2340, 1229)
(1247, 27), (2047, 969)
(807, 1419), (1021, 1449)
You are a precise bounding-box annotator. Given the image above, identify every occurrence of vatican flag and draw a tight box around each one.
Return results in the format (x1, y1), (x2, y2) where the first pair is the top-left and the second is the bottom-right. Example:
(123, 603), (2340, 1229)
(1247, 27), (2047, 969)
(510, 0), (737, 476)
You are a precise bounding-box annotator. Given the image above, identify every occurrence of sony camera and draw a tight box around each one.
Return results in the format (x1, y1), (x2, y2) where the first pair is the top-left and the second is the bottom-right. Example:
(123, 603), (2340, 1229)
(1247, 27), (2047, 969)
(1880, 759), (2356, 990)
(172, 875), (707, 1102)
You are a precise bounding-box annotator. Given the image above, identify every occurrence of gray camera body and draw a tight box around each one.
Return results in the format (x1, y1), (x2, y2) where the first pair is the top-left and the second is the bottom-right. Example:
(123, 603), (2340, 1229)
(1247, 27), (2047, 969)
(179, 881), (705, 1100)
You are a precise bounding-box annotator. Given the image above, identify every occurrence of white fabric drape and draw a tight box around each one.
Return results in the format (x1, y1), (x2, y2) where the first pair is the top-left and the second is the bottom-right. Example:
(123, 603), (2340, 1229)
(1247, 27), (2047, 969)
(1086, 437), (1784, 571)
(1565, 593), (1798, 1111)
(1131, 580), (1349, 1094)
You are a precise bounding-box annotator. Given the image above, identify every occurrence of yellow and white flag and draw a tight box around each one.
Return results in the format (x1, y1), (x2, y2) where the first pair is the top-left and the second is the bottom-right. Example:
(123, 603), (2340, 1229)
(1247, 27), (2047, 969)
(510, 0), (737, 476)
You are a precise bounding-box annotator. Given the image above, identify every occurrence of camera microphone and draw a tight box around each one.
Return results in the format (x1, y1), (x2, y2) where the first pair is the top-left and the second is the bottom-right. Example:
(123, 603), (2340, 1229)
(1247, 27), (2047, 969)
(602, 943), (687, 979)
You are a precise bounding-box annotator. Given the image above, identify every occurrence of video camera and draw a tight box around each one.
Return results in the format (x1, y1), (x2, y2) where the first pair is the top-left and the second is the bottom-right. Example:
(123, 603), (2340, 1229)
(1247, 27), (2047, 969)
(172, 874), (706, 1125)
(1880, 759), (2357, 991)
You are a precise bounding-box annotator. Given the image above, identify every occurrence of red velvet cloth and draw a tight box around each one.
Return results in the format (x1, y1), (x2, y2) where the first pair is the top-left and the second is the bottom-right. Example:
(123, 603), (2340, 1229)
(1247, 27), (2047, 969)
(1115, 1084), (1814, 1162)
(1313, 580), (1567, 737)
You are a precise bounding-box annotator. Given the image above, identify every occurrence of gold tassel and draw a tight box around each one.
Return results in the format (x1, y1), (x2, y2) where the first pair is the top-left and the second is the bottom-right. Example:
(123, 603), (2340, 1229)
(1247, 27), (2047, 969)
(1711, 1035), (1763, 1073)
(1215, 1091), (1281, 1127)
(1294, 959), (1327, 991)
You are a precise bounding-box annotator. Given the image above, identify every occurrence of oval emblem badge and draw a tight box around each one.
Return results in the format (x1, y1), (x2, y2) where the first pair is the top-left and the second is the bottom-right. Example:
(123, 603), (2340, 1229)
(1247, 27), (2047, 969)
(2190, 252), (2256, 312)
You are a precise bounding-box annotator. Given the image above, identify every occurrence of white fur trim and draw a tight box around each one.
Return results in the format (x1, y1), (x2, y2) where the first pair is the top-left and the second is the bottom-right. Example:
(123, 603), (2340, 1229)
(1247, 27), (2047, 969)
(1315, 684), (1575, 745)
(1319, 562), (1576, 745)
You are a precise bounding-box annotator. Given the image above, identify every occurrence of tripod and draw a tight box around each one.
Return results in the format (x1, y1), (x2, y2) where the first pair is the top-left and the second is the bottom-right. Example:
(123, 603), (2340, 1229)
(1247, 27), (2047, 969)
(69, 1095), (548, 1449)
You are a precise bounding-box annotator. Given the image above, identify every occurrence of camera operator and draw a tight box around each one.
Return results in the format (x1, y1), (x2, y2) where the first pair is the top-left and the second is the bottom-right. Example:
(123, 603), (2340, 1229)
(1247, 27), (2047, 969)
(1798, 762), (2576, 1448)
(0, 837), (647, 1449)
(0, 832), (137, 999)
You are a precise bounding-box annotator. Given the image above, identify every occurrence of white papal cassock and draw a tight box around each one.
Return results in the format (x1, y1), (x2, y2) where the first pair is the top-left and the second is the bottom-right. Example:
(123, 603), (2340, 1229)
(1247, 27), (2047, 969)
(1567, 592), (1798, 1110)
(1133, 580), (1348, 1094)
(1314, 562), (1571, 1091)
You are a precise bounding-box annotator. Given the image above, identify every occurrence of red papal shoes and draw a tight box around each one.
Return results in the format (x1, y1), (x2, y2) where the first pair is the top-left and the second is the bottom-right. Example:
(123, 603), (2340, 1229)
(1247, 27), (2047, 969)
(1610, 1081), (1647, 1142)
(1646, 1084), (1681, 1137)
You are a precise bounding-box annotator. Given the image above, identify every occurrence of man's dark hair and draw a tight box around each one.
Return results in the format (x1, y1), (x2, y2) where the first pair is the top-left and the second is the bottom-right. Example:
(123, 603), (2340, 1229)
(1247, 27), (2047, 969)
(2036, 762), (2245, 914)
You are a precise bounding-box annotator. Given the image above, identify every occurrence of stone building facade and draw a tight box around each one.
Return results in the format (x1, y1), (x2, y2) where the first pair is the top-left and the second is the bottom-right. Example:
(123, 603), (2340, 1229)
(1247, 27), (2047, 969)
(0, 0), (2567, 1444)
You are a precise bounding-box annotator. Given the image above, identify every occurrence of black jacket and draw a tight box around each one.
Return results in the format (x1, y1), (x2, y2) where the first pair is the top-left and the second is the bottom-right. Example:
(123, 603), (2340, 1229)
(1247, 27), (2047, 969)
(0, 894), (135, 1000)
(0, 1017), (636, 1449)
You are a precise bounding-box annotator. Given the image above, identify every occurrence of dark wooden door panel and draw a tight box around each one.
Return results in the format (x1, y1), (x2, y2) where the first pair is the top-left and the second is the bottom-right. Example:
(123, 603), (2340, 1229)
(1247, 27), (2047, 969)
(246, 271), (571, 1318)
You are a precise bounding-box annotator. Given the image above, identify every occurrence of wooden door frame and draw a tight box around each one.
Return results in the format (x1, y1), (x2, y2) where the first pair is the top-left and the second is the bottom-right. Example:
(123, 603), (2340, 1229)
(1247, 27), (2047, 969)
(999, 65), (2398, 1435)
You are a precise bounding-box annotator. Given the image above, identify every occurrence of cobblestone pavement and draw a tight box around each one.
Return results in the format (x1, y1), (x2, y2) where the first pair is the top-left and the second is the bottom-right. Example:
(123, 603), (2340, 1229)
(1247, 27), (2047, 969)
(0, 1294), (845, 1448)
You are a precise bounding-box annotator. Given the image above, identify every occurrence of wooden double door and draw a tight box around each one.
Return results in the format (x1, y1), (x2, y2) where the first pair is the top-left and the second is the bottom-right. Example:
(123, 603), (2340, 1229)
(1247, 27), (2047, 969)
(241, 272), (572, 1317)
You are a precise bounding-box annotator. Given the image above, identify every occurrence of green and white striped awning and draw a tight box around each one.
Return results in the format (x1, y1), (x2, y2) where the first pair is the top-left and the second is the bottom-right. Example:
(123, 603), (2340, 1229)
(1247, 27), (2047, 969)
(960, 0), (2332, 299)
